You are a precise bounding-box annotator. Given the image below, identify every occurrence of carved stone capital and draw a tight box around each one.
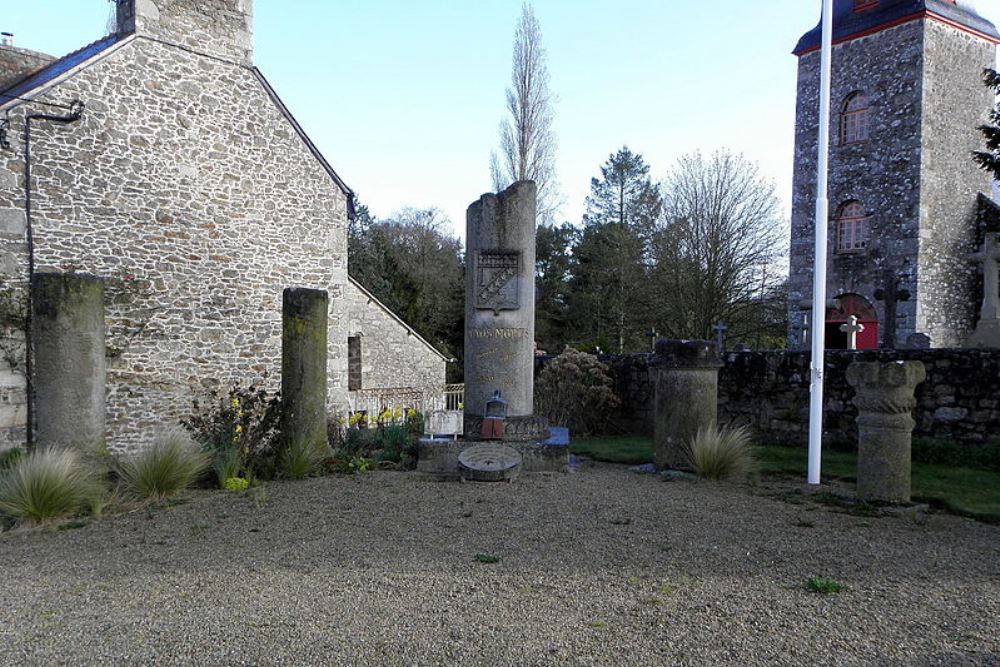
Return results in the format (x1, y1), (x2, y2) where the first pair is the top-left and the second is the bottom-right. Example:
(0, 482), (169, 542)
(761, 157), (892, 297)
(846, 360), (926, 415)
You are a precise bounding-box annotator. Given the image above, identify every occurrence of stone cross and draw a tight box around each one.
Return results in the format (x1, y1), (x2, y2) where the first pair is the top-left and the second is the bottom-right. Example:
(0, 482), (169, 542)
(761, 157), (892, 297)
(839, 315), (865, 351)
(713, 321), (728, 355)
(970, 232), (1000, 321)
(873, 269), (911, 349)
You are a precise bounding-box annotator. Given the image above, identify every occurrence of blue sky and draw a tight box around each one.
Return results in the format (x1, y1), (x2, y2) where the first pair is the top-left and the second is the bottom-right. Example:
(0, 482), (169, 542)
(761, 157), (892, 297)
(4, 1), (1000, 238)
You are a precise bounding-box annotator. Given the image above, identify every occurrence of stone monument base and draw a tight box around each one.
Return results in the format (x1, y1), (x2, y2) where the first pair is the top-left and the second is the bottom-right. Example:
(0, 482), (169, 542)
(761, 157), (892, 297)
(417, 427), (570, 478)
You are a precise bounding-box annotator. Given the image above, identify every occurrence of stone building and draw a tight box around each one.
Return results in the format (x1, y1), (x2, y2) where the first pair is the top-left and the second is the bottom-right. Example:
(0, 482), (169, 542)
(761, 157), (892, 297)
(788, 0), (1000, 350)
(0, 0), (447, 451)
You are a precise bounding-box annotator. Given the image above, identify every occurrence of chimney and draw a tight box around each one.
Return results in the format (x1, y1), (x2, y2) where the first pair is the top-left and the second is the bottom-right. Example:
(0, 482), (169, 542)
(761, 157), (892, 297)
(114, 0), (254, 65)
(1, 32), (13, 47)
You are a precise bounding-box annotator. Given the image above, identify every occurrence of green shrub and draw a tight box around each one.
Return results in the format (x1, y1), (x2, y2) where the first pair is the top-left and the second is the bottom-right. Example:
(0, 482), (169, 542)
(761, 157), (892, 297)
(117, 430), (209, 501)
(685, 423), (755, 481)
(377, 424), (410, 463)
(182, 381), (281, 482)
(223, 477), (249, 492)
(0, 448), (103, 525)
(535, 347), (620, 435)
(280, 437), (329, 480)
(0, 447), (24, 470)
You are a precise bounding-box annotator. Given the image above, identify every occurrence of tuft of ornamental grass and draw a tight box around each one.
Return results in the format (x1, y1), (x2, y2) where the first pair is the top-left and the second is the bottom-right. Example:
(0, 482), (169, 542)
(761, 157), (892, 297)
(0, 448), (104, 526)
(685, 423), (756, 482)
(117, 429), (209, 501)
(280, 437), (329, 480)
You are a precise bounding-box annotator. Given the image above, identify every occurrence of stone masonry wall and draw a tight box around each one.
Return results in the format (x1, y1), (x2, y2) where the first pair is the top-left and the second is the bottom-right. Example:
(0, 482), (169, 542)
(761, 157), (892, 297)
(543, 350), (1000, 447)
(120, 0), (254, 65)
(788, 21), (924, 348)
(0, 36), (350, 452)
(0, 44), (54, 90)
(917, 20), (996, 346)
(344, 278), (446, 392)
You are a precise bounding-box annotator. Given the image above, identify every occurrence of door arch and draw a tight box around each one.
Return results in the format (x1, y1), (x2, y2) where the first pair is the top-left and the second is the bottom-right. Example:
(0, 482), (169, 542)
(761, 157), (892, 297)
(825, 293), (879, 349)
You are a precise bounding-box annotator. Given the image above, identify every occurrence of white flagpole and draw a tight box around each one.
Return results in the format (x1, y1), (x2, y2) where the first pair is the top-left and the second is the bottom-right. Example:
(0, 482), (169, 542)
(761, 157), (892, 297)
(808, 0), (834, 486)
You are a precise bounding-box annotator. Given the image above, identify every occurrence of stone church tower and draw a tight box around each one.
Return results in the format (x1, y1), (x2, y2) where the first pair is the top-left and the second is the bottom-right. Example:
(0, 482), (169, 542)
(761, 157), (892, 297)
(788, 0), (999, 349)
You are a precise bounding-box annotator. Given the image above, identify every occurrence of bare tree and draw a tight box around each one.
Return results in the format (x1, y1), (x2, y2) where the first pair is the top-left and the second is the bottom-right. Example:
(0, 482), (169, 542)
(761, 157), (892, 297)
(491, 3), (561, 224)
(652, 150), (786, 343)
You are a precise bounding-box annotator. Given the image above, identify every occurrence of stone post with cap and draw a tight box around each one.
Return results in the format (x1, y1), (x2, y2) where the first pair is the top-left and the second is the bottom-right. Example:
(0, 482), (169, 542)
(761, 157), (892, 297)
(846, 359), (926, 503)
(651, 339), (723, 470)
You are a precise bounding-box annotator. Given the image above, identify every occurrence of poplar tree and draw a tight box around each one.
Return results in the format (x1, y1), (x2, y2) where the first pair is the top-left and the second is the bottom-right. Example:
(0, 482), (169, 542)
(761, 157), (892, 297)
(491, 2), (561, 224)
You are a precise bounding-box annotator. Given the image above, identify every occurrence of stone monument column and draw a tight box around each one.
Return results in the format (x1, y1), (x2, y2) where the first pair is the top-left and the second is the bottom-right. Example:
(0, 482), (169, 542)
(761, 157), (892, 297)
(652, 339), (723, 470)
(846, 360), (926, 503)
(281, 287), (329, 449)
(463, 181), (546, 440)
(31, 272), (106, 453)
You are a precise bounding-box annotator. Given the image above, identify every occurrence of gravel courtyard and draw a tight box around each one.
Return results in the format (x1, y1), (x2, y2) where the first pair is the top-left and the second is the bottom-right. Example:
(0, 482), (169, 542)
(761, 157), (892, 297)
(1, 463), (997, 667)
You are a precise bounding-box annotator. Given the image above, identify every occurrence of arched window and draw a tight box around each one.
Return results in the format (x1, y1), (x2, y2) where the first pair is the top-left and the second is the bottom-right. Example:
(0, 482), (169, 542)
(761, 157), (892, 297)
(837, 201), (868, 251)
(840, 92), (870, 144)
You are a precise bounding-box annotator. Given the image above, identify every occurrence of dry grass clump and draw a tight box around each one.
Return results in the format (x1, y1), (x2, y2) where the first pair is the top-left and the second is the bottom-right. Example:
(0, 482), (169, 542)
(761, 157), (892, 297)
(117, 429), (209, 501)
(686, 423), (755, 481)
(0, 448), (103, 525)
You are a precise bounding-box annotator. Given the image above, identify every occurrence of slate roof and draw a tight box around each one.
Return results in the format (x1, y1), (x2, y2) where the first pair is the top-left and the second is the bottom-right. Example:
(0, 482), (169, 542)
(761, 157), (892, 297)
(794, 0), (1000, 54)
(0, 34), (122, 106)
(0, 33), (355, 213)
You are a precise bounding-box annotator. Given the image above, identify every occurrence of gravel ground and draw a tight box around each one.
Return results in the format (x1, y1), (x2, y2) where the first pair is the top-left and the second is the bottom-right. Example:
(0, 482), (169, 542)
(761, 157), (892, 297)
(0, 463), (997, 667)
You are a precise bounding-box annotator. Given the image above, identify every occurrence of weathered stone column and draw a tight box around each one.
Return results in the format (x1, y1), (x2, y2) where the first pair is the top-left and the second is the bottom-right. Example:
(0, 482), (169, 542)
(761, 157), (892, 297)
(31, 272), (105, 453)
(652, 339), (722, 470)
(846, 360), (926, 503)
(464, 181), (546, 440)
(281, 287), (328, 448)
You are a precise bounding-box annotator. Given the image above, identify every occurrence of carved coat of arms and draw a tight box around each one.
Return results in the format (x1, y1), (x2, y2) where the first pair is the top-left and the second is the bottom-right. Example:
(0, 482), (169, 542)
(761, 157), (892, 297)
(476, 251), (520, 313)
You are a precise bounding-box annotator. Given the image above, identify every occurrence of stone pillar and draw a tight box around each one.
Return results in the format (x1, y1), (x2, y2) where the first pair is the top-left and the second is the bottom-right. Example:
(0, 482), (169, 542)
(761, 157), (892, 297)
(31, 272), (105, 453)
(464, 181), (543, 438)
(846, 360), (926, 503)
(281, 287), (328, 448)
(652, 339), (722, 470)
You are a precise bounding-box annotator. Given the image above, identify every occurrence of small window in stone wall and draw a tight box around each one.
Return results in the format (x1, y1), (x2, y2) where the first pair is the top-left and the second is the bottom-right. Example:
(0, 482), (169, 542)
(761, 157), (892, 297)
(840, 92), (870, 144)
(348, 336), (362, 391)
(836, 201), (868, 252)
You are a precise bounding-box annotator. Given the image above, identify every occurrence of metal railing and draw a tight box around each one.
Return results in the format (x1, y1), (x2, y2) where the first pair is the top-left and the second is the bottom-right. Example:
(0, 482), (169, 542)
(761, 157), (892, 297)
(348, 384), (464, 418)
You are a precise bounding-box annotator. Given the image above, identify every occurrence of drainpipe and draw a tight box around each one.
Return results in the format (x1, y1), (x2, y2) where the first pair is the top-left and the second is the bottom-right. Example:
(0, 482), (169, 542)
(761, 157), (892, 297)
(22, 100), (84, 449)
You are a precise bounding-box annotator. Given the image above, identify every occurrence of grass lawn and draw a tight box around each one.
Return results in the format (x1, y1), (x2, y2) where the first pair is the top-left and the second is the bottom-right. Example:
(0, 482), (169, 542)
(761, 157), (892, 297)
(571, 435), (1000, 522)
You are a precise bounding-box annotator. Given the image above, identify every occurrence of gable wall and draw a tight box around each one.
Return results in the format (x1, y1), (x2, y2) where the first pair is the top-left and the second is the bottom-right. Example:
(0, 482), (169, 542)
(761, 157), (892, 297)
(0, 37), (350, 452)
(343, 279), (447, 393)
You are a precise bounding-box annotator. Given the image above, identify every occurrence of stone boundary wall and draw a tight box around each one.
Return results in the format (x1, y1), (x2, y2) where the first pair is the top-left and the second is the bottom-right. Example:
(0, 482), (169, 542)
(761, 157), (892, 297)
(536, 349), (1000, 447)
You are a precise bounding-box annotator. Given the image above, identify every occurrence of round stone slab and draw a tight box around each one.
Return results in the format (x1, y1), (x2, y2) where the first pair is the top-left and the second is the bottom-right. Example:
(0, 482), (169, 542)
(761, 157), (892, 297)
(458, 444), (522, 482)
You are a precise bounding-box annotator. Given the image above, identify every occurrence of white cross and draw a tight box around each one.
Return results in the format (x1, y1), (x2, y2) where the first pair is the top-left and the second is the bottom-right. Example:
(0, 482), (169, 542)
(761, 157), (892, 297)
(839, 315), (865, 351)
(970, 233), (1000, 321)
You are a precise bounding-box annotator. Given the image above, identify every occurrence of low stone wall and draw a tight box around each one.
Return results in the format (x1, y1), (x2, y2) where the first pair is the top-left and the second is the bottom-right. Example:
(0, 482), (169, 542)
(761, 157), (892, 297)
(536, 349), (1000, 447)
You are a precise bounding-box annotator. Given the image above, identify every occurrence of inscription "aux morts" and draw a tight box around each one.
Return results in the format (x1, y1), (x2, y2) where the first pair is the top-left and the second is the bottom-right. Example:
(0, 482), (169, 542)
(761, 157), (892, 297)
(468, 327), (529, 339)
(475, 251), (520, 313)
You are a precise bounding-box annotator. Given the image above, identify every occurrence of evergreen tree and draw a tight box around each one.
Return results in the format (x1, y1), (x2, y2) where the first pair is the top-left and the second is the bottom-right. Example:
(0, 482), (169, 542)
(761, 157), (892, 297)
(568, 147), (662, 352)
(973, 68), (1000, 180)
(534, 222), (575, 352)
